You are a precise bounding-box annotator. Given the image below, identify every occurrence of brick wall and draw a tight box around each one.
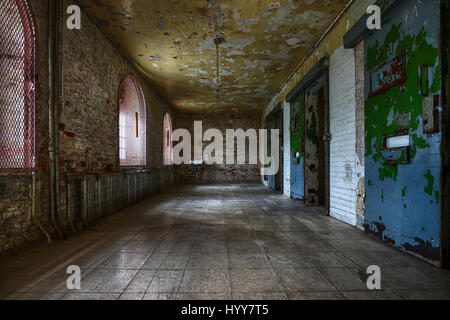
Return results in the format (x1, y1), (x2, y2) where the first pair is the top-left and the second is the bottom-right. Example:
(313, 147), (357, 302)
(0, 0), (51, 253)
(61, 0), (174, 174)
(56, 0), (176, 237)
(174, 112), (262, 183)
(0, 0), (176, 254)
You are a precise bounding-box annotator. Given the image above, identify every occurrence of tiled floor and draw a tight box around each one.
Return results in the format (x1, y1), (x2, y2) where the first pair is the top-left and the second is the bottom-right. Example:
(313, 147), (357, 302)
(1, 184), (450, 300)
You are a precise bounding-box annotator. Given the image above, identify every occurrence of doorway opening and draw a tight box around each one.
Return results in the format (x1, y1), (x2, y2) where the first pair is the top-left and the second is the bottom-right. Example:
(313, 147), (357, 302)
(304, 76), (330, 209)
(265, 105), (283, 192)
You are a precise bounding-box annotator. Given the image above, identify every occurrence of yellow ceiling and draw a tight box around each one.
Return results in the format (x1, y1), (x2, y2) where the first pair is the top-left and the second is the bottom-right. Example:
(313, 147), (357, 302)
(77, 0), (349, 113)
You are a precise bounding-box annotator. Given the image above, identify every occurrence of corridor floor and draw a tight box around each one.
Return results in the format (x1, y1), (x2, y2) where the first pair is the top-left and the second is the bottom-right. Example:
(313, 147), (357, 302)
(1, 184), (449, 300)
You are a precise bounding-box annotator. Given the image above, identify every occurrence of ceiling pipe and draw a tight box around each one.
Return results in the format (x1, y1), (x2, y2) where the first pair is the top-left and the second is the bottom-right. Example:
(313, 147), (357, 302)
(31, 172), (52, 244)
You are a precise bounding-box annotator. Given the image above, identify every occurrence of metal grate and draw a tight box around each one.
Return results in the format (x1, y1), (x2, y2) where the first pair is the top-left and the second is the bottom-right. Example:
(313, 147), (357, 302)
(0, 0), (36, 171)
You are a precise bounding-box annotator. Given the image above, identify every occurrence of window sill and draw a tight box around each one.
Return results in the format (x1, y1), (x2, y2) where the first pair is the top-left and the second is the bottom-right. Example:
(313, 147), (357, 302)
(0, 169), (35, 176)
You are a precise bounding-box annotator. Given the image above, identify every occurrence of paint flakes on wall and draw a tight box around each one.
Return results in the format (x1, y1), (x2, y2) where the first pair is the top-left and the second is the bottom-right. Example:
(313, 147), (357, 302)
(76, 0), (350, 112)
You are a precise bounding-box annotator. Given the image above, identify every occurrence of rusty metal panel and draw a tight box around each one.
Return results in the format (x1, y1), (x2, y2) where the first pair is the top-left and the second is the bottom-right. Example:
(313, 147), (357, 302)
(369, 51), (407, 98)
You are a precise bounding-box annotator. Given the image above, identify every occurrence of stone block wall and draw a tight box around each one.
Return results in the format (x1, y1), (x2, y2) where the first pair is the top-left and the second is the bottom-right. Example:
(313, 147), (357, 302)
(174, 112), (262, 183)
(0, 0), (175, 253)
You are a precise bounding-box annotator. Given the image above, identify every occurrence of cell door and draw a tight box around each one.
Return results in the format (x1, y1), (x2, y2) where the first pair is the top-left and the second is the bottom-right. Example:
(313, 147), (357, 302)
(304, 76), (329, 208)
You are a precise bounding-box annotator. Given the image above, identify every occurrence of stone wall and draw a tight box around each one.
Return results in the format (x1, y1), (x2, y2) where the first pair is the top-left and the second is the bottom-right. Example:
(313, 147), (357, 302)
(0, 0), (175, 254)
(0, 0), (51, 253)
(174, 112), (262, 183)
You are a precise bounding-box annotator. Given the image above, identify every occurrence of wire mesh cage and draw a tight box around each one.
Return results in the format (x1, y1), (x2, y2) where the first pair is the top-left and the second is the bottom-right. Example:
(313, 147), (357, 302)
(0, 0), (36, 171)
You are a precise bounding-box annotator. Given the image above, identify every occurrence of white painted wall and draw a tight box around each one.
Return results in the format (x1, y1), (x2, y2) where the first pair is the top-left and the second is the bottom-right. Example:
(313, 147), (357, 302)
(283, 101), (291, 197)
(329, 46), (360, 226)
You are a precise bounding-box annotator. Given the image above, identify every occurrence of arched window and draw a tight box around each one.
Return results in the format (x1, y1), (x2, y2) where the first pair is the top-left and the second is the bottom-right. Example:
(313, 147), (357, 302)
(118, 76), (146, 167)
(163, 113), (173, 165)
(0, 0), (36, 171)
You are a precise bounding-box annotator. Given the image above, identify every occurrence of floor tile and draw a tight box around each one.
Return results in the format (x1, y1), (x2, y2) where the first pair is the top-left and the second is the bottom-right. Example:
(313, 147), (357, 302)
(160, 254), (189, 270)
(146, 270), (184, 293)
(80, 269), (138, 293)
(2, 183), (450, 301)
(178, 270), (230, 294)
(124, 270), (156, 293)
(275, 268), (337, 292)
(229, 254), (272, 269)
(62, 293), (120, 300)
(99, 253), (150, 269)
(186, 253), (229, 269)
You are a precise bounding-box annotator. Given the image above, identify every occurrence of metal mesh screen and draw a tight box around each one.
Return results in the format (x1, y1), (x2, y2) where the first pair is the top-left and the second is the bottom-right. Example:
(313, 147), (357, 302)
(0, 0), (36, 171)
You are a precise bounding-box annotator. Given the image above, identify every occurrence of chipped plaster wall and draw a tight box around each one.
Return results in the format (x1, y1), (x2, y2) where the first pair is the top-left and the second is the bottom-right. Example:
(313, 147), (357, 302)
(174, 112), (262, 183)
(263, 0), (375, 117)
(0, 0), (51, 254)
(262, 0), (374, 201)
(75, 0), (354, 113)
(304, 79), (324, 205)
(262, 1), (374, 201)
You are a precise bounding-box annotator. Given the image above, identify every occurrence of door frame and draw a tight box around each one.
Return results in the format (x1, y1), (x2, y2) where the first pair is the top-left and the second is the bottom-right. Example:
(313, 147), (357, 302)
(286, 57), (330, 210)
(303, 75), (330, 210)
(440, 0), (450, 268)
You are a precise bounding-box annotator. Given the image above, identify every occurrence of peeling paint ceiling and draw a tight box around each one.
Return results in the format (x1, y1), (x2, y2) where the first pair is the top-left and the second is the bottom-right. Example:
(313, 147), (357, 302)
(77, 0), (350, 113)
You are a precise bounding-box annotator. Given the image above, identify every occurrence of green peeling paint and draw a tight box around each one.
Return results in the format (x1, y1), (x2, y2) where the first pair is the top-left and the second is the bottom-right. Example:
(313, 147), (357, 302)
(424, 170), (434, 196)
(365, 23), (440, 182)
(424, 168), (439, 204)
(290, 94), (304, 161)
(434, 190), (440, 204)
(430, 65), (441, 93)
